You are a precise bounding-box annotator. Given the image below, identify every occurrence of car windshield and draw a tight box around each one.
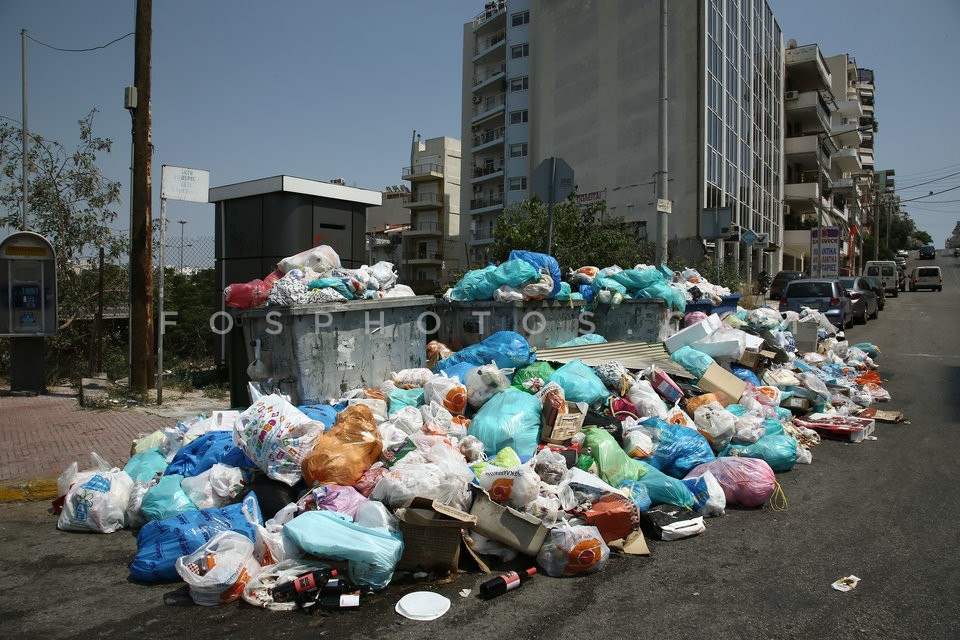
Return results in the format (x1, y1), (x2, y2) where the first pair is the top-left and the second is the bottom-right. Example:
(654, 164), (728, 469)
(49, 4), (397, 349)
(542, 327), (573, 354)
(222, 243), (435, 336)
(918, 268), (939, 277)
(839, 278), (855, 289)
(787, 282), (834, 297)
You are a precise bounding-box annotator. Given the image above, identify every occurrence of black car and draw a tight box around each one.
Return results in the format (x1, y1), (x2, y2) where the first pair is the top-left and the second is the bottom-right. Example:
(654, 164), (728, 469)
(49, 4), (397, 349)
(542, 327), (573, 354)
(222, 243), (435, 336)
(862, 275), (886, 311)
(770, 270), (806, 299)
(919, 244), (936, 259)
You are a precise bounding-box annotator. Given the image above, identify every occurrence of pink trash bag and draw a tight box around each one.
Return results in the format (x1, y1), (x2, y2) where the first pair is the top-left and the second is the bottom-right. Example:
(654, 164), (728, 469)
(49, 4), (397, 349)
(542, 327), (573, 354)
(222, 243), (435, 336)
(685, 457), (776, 508)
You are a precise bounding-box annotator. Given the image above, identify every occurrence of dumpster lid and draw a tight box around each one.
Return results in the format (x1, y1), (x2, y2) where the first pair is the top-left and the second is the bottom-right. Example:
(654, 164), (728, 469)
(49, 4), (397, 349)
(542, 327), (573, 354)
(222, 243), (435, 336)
(535, 341), (696, 380)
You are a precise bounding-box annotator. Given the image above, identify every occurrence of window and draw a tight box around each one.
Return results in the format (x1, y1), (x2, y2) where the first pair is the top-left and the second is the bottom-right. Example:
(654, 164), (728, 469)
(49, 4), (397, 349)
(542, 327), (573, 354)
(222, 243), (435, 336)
(510, 76), (529, 92)
(511, 43), (529, 59)
(510, 109), (529, 124)
(510, 143), (528, 158)
(509, 177), (528, 191)
(512, 10), (530, 26)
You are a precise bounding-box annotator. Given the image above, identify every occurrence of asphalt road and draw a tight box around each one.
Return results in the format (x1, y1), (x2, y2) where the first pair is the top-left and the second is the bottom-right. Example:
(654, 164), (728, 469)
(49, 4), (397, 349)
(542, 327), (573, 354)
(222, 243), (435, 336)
(1, 251), (958, 640)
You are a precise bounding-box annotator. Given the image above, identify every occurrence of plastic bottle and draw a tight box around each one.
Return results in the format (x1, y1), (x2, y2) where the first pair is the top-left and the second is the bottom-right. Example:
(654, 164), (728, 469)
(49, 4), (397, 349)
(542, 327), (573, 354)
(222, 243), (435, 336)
(272, 568), (338, 602)
(479, 567), (536, 599)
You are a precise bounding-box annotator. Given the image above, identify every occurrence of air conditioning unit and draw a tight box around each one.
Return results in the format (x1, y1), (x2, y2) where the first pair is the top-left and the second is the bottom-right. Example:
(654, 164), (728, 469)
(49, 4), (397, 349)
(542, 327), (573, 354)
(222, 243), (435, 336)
(472, 95), (482, 104)
(785, 90), (799, 100)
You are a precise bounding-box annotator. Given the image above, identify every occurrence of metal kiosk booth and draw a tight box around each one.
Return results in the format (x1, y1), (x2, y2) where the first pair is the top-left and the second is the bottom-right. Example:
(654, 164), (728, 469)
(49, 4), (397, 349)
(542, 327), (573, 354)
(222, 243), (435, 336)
(0, 232), (57, 393)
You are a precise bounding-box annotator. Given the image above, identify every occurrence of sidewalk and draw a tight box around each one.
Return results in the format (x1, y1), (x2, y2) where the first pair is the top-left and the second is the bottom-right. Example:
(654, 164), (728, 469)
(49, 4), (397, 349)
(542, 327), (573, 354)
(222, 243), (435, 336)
(0, 386), (229, 502)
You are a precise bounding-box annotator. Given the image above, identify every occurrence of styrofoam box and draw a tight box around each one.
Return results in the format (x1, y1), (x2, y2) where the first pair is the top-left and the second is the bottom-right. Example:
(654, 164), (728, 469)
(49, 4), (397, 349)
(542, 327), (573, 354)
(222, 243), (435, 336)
(664, 313), (722, 354)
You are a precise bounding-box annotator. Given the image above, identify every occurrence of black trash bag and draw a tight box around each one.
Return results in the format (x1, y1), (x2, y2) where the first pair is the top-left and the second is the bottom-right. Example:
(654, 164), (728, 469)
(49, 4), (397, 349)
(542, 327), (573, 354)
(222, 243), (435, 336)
(232, 472), (308, 521)
(639, 503), (705, 541)
(584, 409), (625, 445)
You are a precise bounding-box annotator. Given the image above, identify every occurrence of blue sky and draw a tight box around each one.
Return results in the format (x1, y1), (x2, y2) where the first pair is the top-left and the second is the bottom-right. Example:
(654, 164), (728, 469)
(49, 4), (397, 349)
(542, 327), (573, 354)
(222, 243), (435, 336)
(2, 0), (958, 247)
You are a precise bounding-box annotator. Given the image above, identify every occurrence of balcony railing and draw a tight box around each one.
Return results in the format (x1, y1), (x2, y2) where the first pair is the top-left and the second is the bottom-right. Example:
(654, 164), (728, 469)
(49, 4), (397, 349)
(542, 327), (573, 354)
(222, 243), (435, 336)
(472, 228), (495, 240)
(474, 30), (506, 56)
(402, 162), (443, 177)
(407, 193), (443, 206)
(409, 221), (441, 232)
(473, 163), (504, 178)
(473, 64), (506, 86)
(473, 1), (507, 29)
(471, 194), (504, 210)
(404, 251), (444, 261)
(472, 94), (506, 117)
(473, 126), (506, 148)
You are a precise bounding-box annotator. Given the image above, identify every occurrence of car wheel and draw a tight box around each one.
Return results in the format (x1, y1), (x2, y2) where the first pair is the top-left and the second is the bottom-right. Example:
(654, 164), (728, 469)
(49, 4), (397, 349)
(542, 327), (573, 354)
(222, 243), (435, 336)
(870, 306), (879, 319)
(855, 309), (866, 325)
(892, 289), (898, 298)
(937, 287), (942, 292)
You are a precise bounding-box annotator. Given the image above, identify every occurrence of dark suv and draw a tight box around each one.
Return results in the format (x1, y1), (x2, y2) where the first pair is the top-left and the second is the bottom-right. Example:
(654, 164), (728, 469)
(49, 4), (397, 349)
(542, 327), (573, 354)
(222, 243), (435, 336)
(919, 245), (936, 260)
(770, 270), (806, 299)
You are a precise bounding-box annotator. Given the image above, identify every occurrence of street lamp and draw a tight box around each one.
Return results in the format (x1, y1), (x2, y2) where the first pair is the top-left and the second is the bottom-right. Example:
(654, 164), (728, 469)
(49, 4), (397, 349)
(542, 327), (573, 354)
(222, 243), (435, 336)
(178, 219), (187, 273)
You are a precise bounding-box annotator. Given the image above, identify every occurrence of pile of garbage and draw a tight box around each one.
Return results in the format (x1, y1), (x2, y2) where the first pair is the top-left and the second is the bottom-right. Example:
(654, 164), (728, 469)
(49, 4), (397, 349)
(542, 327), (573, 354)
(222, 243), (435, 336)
(52, 304), (894, 615)
(224, 244), (415, 311)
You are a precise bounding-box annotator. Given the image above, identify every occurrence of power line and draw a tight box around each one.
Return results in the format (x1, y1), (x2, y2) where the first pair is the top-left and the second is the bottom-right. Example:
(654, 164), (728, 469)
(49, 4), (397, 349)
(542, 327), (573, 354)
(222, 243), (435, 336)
(900, 184), (960, 203)
(897, 170), (960, 191)
(26, 32), (134, 52)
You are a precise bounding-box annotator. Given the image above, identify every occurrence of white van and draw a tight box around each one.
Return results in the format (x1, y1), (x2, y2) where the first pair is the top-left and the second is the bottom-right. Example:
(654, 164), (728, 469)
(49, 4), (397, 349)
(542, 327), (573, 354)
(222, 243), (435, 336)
(909, 265), (942, 292)
(864, 261), (899, 297)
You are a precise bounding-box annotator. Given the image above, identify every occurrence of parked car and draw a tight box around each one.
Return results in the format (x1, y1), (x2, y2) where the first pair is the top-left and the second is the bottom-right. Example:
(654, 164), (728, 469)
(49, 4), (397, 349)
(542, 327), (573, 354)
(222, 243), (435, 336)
(919, 244), (937, 260)
(769, 270), (806, 299)
(864, 260), (899, 298)
(953, 247), (959, 257)
(862, 275), (886, 311)
(839, 276), (879, 323)
(779, 278), (853, 329)
(896, 249), (909, 258)
(894, 256), (906, 269)
(909, 265), (942, 291)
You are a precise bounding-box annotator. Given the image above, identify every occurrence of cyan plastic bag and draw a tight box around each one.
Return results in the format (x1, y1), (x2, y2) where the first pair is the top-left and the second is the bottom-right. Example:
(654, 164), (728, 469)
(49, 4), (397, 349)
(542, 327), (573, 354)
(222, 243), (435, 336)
(165, 430), (253, 478)
(387, 387), (425, 414)
(640, 280), (686, 313)
(283, 510), (403, 591)
(467, 388), (541, 458)
(492, 259), (538, 287)
(508, 250), (562, 298)
(592, 276), (628, 297)
(140, 474), (198, 521)
(435, 331), (536, 374)
(637, 417), (716, 478)
(610, 268), (664, 293)
(554, 282), (573, 300)
(124, 447), (168, 483)
(307, 278), (355, 300)
(130, 494), (262, 583)
(619, 480), (653, 512)
(670, 345), (716, 380)
(547, 360), (609, 406)
(721, 433), (798, 472)
(554, 334), (607, 348)
(297, 404), (340, 431)
(449, 265), (498, 301)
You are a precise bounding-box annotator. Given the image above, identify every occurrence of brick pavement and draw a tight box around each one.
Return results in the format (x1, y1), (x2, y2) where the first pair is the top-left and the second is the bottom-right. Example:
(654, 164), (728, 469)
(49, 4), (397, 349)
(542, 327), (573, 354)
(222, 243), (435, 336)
(0, 387), (229, 501)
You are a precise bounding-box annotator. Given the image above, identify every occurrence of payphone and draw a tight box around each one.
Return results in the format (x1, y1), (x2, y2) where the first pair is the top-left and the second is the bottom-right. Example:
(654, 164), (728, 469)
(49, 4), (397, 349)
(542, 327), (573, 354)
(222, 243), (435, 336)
(0, 232), (57, 337)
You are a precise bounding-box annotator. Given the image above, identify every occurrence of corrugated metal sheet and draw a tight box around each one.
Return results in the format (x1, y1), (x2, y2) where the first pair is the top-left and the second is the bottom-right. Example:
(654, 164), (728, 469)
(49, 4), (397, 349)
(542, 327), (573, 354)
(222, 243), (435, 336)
(535, 341), (695, 380)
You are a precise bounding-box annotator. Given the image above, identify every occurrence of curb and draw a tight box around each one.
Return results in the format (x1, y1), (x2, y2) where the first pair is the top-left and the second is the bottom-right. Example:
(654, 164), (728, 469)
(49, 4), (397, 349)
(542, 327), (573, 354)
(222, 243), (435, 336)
(0, 478), (58, 503)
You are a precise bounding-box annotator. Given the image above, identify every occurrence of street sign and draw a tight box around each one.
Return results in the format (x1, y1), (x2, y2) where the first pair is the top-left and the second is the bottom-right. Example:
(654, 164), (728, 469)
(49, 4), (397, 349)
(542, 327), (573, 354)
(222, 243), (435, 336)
(656, 198), (672, 214)
(700, 208), (732, 239)
(742, 228), (759, 246)
(532, 157), (574, 204)
(161, 165), (210, 203)
(810, 226), (841, 278)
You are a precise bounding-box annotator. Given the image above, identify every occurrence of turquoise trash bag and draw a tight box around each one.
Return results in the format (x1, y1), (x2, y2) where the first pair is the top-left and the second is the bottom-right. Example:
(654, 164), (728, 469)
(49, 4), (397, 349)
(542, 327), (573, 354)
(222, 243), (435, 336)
(546, 359), (610, 406)
(307, 277), (355, 300)
(449, 265), (498, 301)
(467, 388), (542, 458)
(610, 268), (664, 294)
(283, 509), (404, 591)
(124, 447), (168, 484)
(388, 387), (425, 414)
(554, 333), (607, 348)
(670, 345), (716, 380)
(492, 259), (539, 287)
(721, 432), (798, 472)
(140, 474), (198, 522)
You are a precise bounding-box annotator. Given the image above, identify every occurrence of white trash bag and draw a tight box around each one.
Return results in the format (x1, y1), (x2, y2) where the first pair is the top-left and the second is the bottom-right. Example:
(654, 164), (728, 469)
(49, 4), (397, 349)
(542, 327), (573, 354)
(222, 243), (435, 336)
(57, 452), (134, 534)
(175, 530), (262, 606)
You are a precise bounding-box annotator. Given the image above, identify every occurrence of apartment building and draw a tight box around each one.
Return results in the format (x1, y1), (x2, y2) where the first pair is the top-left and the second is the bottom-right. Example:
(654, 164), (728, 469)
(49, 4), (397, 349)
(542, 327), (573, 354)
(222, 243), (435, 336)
(401, 135), (463, 293)
(461, 0), (784, 274)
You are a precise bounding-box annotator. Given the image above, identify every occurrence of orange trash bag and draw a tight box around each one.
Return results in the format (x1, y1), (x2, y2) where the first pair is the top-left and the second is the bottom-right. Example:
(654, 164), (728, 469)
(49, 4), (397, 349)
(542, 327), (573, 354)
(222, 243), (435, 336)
(301, 405), (383, 487)
(855, 371), (881, 386)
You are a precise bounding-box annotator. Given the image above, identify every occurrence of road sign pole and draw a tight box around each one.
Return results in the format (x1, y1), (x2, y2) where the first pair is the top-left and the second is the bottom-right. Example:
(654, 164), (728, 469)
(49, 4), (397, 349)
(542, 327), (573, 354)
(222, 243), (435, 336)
(545, 157), (556, 255)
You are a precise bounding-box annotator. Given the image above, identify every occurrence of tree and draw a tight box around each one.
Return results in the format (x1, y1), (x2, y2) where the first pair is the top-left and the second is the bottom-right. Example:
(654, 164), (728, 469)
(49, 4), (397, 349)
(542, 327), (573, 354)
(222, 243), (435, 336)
(1, 110), (128, 382)
(489, 196), (656, 270)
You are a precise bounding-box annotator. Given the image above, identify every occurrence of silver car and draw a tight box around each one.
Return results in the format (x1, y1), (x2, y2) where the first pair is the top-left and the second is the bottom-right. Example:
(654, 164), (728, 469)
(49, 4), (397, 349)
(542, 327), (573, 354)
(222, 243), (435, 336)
(838, 276), (879, 324)
(778, 278), (854, 329)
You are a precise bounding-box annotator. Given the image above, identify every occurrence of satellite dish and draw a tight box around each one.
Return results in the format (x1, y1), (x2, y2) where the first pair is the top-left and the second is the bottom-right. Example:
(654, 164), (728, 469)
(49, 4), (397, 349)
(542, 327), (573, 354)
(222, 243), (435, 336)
(787, 39), (797, 49)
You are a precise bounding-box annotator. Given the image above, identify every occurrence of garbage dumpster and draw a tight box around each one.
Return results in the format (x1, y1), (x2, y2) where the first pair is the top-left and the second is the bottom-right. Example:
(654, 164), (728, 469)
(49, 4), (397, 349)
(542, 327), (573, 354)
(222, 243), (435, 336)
(589, 298), (673, 343)
(238, 296), (436, 405)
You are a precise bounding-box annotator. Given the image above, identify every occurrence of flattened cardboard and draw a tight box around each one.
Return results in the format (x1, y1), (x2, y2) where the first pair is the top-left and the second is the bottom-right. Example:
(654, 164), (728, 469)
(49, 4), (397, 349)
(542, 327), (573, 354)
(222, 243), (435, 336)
(609, 530), (651, 556)
(696, 363), (747, 403)
(858, 408), (905, 423)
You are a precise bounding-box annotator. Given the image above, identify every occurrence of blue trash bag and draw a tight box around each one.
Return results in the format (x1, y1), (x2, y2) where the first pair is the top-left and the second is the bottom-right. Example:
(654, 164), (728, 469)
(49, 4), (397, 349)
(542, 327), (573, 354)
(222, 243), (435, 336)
(721, 433), (798, 472)
(307, 278), (355, 300)
(731, 365), (762, 387)
(492, 259), (539, 287)
(670, 345), (716, 380)
(680, 474), (711, 510)
(124, 447), (168, 484)
(388, 387), (425, 414)
(639, 280), (687, 313)
(638, 417), (716, 478)
(140, 474), (198, 522)
(546, 360), (610, 406)
(165, 431), (254, 478)
(619, 480), (653, 512)
(435, 331), (536, 374)
(297, 404), (340, 431)
(610, 268), (664, 294)
(554, 281), (573, 300)
(449, 265), (498, 301)
(439, 362), (477, 385)
(130, 494), (262, 583)
(508, 250), (562, 298)
(467, 388), (542, 458)
(554, 333), (608, 348)
(283, 509), (404, 591)
(579, 283), (595, 303)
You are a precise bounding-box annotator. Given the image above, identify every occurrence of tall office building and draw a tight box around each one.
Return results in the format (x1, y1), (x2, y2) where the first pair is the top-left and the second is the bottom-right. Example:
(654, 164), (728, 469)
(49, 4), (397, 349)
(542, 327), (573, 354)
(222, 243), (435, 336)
(461, 0), (784, 273)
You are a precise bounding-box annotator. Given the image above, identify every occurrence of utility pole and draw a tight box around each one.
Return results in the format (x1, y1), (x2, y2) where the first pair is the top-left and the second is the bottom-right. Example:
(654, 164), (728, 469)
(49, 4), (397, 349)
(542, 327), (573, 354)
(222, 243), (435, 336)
(178, 219), (187, 273)
(130, 0), (154, 393)
(872, 184), (880, 261)
(21, 29), (28, 230)
(656, 0), (669, 265)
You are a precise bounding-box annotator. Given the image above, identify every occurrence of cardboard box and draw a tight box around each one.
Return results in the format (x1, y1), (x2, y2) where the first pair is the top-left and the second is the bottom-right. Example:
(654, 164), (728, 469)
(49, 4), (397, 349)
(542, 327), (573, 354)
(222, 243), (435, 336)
(735, 349), (777, 374)
(793, 413), (876, 443)
(651, 368), (683, 404)
(540, 401), (586, 444)
(696, 363), (747, 403)
(396, 497), (477, 571)
(664, 313), (722, 354)
(468, 486), (549, 556)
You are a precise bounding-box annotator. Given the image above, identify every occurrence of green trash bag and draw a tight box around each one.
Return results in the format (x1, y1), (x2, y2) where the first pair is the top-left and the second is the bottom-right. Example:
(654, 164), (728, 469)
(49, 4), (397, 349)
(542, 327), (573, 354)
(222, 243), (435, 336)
(512, 361), (556, 393)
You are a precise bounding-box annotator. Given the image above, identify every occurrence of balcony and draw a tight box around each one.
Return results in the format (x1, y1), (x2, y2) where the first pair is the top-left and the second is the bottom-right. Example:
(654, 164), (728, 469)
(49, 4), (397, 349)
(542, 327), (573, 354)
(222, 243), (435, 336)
(472, 163), (504, 184)
(472, 126), (506, 151)
(470, 227), (496, 245)
(785, 44), (832, 91)
(470, 193), (504, 214)
(403, 250), (444, 264)
(473, 64), (506, 89)
(832, 147), (861, 173)
(471, 94), (506, 124)
(402, 162), (443, 182)
(785, 135), (831, 170)
(472, 1), (507, 32)
(403, 192), (444, 210)
(834, 99), (863, 120)
(405, 220), (443, 237)
(473, 30), (506, 62)
(785, 90), (831, 133)
(829, 121), (865, 148)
